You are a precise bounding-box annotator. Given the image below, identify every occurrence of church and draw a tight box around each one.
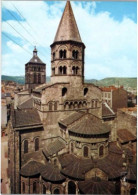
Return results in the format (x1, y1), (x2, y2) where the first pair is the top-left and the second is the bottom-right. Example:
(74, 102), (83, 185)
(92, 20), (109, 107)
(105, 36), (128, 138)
(8, 1), (136, 194)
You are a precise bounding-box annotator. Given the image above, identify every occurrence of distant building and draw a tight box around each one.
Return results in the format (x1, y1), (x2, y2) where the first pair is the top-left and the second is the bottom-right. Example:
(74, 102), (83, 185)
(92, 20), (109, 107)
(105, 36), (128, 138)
(101, 86), (128, 112)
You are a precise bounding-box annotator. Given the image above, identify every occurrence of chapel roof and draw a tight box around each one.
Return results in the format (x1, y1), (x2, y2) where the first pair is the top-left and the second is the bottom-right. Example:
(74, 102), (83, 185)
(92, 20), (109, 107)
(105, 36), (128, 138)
(68, 114), (111, 135)
(78, 178), (115, 194)
(26, 47), (45, 65)
(53, 1), (82, 43)
(40, 163), (65, 182)
(43, 138), (66, 158)
(59, 111), (85, 127)
(20, 160), (44, 177)
(12, 108), (42, 129)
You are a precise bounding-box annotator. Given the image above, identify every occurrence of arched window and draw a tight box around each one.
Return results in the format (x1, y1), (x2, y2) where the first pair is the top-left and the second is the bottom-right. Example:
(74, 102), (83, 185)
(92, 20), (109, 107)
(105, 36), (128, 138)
(72, 66), (76, 75)
(59, 50), (63, 58)
(99, 145), (104, 157)
(69, 102), (73, 109)
(54, 102), (57, 111)
(59, 66), (62, 74)
(76, 67), (79, 74)
(38, 67), (41, 71)
(83, 146), (89, 157)
(35, 138), (39, 151)
(76, 51), (78, 59)
(68, 181), (76, 194)
(24, 140), (28, 154)
(33, 182), (37, 194)
(22, 182), (25, 194)
(72, 50), (75, 58)
(54, 158), (57, 166)
(38, 74), (41, 83)
(130, 188), (136, 195)
(53, 188), (60, 194)
(92, 100), (95, 108)
(63, 66), (67, 74)
(71, 142), (74, 153)
(52, 68), (55, 76)
(49, 102), (52, 111)
(43, 184), (46, 194)
(62, 87), (67, 96)
(95, 100), (98, 108)
(84, 88), (88, 96)
(64, 50), (66, 58)
(72, 50), (78, 59)
(78, 102), (82, 108)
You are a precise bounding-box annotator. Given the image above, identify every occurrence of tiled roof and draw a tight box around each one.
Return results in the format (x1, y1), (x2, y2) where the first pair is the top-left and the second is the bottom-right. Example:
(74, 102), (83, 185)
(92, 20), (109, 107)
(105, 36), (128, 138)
(102, 102), (115, 117)
(18, 98), (33, 109)
(78, 178), (115, 194)
(54, 2), (82, 43)
(12, 108), (42, 128)
(100, 86), (118, 92)
(27, 55), (45, 65)
(59, 111), (85, 127)
(69, 114), (111, 135)
(117, 129), (136, 143)
(59, 154), (93, 179)
(33, 82), (69, 93)
(126, 164), (136, 182)
(43, 138), (66, 158)
(20, 160), (44, 177)
(40, 163), (65, 182)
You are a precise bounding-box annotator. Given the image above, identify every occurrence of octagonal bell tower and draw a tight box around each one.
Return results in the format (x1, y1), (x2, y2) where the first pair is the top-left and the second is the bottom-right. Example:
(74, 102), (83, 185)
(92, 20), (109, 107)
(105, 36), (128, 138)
(50, 1), (85, 86)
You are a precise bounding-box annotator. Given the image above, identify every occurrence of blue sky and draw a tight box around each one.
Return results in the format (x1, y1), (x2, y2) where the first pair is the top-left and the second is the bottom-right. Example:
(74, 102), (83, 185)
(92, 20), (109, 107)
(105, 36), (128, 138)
(1, 1), (137, 79)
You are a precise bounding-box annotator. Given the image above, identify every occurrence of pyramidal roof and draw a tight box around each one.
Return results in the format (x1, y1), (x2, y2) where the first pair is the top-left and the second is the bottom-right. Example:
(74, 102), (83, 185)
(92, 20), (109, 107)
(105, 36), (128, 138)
(54, 1), (82, 43)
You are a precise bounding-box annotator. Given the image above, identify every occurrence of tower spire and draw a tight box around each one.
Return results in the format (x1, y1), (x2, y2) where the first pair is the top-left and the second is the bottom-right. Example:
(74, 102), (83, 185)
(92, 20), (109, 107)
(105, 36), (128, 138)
(54, 1), (82, 43)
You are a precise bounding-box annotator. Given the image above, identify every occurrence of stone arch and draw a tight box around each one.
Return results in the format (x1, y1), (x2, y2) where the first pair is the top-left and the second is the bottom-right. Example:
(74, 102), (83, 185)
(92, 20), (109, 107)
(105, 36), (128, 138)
(68, 181), (76, 194)
(62, 87), (67, 96)
(83, 145), (89, 157)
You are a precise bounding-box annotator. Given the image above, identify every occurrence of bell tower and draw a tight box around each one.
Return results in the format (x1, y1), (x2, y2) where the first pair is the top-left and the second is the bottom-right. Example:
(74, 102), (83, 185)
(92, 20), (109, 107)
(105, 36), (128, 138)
(50, 1), (85, 86)
(25, 47), (46, 93)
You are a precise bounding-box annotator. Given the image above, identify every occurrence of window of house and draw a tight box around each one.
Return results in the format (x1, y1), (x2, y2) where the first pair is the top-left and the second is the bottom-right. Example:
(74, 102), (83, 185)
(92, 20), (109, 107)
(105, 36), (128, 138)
(99, 145), (104, 157)
(33, 182), (37, 194)
(35, 138), (39, 151)
(84, 88), (88, 96)
(22, 182), (25, 194)
(62, 87), (67, 96)
(24, 140), (28, 154)
(83, 146), (89, 157)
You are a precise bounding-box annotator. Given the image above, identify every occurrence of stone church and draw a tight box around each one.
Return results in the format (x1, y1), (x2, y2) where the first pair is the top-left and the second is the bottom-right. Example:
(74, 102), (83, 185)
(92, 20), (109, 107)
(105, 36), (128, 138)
(8, 1), (136, 194)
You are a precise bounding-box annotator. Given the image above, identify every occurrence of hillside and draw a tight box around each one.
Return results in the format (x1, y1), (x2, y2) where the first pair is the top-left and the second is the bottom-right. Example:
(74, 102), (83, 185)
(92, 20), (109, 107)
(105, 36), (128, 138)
(1, 75), (137, 89)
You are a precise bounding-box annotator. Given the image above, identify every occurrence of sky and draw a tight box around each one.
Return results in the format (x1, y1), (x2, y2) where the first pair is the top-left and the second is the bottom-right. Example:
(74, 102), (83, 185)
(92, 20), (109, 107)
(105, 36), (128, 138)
(1, 1), (137, 80)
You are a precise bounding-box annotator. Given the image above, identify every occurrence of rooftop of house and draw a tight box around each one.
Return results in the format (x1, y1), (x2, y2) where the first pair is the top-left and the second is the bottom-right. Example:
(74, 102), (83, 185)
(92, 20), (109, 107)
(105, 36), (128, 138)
(100, 86), (124, 92)
(117, 129), (136, 143)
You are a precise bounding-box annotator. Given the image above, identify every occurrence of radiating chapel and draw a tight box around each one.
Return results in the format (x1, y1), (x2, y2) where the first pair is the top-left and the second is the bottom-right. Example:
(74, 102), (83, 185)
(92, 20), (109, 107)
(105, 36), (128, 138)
(8, 2), (136, 194)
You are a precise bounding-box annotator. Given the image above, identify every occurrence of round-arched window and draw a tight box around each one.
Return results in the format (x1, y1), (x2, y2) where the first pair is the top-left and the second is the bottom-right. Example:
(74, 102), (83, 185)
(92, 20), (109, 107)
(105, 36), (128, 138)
(83, 146), (88, 157)
(53, 188), (60, 194)
(62, 87), (67, 96)
(84, 88), (88, 96)
(99, 145), (104, 157)
(68, 181), (76, 194)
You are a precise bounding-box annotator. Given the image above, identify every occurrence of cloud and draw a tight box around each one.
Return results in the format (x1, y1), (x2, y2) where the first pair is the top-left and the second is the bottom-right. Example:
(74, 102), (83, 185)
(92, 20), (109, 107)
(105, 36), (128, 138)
(2, 1), (137, 79)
